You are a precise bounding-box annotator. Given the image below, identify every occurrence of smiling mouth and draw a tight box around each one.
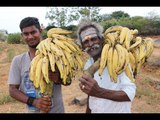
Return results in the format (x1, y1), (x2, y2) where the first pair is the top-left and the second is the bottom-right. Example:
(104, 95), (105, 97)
(88, 47), (98, 52)
(84, 44), (100, 52)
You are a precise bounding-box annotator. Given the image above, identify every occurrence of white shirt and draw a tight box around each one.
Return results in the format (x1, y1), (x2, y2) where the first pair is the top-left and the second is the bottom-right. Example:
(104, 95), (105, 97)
(84, 57), (136, 113)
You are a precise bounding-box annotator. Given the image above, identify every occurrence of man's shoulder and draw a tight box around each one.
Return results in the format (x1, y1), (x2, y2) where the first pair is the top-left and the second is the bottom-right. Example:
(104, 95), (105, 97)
(84, 57), (94, 70)
(12, 52), (28, 61)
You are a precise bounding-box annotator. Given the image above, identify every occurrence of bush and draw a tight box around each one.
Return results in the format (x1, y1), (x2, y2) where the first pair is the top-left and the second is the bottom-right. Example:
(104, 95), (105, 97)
(41, 29), (47, 39)
(7, 33), (21, 44)
(0, 32), (8, 42)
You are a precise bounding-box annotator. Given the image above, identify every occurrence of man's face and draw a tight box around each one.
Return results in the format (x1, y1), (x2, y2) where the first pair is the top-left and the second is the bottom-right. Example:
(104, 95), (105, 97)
(21, 25), (42, 48)
(80, 27), (103, 59)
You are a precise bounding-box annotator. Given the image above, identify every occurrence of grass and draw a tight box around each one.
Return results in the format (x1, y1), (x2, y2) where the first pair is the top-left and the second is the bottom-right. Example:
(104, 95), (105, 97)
(7, 48), (16, 62)
(0, 93), (17, 105)
(136, 76), (160, 106)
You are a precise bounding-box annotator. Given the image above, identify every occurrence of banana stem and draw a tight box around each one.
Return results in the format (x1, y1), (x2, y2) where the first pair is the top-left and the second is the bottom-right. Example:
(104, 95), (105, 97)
(44, 82), (53, 97)
(84, 58), (100, 77)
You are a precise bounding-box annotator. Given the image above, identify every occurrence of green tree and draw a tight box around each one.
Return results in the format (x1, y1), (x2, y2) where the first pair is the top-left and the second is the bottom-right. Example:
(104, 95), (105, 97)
(45, 7), (79, 27)
(76, 7), (101, 22)
(7, 33), (21, 44)
(110, 11), (130, 19)
(145, 11), (160, 35)
(45, 7), (102, 28)
(131, 16), (149, 34)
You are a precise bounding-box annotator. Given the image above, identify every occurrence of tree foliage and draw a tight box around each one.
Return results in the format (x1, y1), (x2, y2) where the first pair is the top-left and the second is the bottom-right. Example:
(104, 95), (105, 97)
(45, 7), (160, 36)
(45, 7), (80, 27)
(45, 7), (101, 28)
(7, 33), (21, 44)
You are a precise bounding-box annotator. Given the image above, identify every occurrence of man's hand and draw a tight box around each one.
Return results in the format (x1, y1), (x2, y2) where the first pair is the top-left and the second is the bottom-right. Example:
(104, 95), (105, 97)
(48, 69), (71, 86)
(79, 74), (100, 97)
(33, 96), (52, 113)
(48, 69), (62, 84)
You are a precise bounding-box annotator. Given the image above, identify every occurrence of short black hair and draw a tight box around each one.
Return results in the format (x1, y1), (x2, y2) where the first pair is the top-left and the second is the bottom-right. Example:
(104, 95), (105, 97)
(19, 17), (41, 31)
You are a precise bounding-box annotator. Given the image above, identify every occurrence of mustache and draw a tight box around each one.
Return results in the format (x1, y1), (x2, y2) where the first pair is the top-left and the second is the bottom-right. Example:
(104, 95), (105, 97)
(83, 44), (100, 52)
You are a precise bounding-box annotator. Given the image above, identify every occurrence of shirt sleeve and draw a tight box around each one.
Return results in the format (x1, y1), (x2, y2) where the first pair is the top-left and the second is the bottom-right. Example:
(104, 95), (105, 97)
(83, 57), (94, 70)
(118, 71), (136, 101)
(8, 56), (21, 85)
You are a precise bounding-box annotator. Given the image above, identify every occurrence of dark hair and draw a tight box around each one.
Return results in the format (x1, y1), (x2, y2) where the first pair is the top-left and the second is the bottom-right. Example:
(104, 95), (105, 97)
(19, 17), (41, 31)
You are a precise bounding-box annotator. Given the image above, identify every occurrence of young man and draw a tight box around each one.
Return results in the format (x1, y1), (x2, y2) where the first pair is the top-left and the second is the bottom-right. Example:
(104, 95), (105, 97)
(76, 19), (136, 113)
(8, 17), (65, 113)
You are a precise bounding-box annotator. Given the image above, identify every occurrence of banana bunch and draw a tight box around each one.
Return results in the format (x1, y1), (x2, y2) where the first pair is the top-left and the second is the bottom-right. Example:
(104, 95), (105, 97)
(99, 25), (154, 83)
(29, 28), (84, 96)
(129, 37), (154, 77)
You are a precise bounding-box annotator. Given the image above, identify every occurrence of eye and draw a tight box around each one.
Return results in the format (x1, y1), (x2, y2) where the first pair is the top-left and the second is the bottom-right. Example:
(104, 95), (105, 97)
(82, 40), (89, 45)
(30, 31), (37, 35)
(22, 32), (29, 36)
(91, 36), (98, 41)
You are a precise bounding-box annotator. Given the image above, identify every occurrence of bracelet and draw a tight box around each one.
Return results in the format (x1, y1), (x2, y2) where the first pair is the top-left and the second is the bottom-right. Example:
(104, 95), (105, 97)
(27, 96), (35, 106)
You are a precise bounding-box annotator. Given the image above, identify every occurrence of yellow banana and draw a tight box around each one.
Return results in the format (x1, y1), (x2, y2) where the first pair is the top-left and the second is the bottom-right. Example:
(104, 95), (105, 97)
(52, 38), (72, 54)
(34, 58), (43, 88)
(62, 40), (78, 53)
(55, 55), (65, 80)
(129, 36), (142, 50)
(107, 46), (114, 82)
(132, 47), (140, 64)
(47, 28), (72, 38)
(104, 33), (116, 46)
(36, 41), (47, 56)
(119, 27), (129, 44)
(104, 25), (123, 34)
(124, 29), (132, 50)
(50, 42), (63, 57)
(128, 51), (136, 73)
(99, 43), (110, 76)
(135, 60), (142, 75)
(115, 44), (126, 74)
(112, 47), (119, 82)
(63, 50), (74, 69)
(51, 33), (73, 41)
(117, 47), (129, 75)
(43, 38), (52, 52)
(47, 52), (56, 72)
(144, 38), (154, 59)
(125, 64), (135, 82)
(41, 56), (50, 84)
(138, 42), (147, 62)
(75, 53), (84, 70)
(29, 53), (43, 82)
(131, 29), (138, 35)
(35, 49), (40, 56)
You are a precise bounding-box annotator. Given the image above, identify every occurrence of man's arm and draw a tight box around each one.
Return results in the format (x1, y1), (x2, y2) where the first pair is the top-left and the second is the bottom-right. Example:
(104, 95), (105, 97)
(86, 95), (91, 113)
(9, 84), (52, 113)
(79, 74), (136, 102)
(9, 84), (29, 104)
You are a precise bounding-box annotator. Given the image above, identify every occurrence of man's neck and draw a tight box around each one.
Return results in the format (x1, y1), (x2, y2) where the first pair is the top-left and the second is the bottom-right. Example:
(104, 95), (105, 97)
(28, 47), (36, 60)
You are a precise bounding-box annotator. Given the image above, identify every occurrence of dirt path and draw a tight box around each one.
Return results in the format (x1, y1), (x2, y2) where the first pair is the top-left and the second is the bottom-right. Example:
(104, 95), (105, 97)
(0, 40), (160, 113)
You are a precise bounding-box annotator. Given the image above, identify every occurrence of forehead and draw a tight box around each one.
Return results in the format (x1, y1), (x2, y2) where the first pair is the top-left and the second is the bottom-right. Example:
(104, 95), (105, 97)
(80, 27), (97, 42)
(22, 25), (38, 33)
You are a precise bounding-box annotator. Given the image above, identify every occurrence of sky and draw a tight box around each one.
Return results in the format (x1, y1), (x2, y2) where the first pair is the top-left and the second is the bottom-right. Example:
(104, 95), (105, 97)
(0, 7), (160, 33)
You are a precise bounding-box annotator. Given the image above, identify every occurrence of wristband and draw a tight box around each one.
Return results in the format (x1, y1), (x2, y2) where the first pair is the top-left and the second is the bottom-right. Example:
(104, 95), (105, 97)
(27, 96), (35, 106)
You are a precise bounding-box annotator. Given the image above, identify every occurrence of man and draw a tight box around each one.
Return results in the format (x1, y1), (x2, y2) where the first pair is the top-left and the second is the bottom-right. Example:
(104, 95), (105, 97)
(76, 19), (136, 113)
(8, 17), (65, 113)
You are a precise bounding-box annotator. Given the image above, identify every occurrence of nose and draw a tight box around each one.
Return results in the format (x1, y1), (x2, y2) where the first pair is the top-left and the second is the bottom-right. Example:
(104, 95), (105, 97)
(88, 40), (94, 47)
(27, 33), (34, 39)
